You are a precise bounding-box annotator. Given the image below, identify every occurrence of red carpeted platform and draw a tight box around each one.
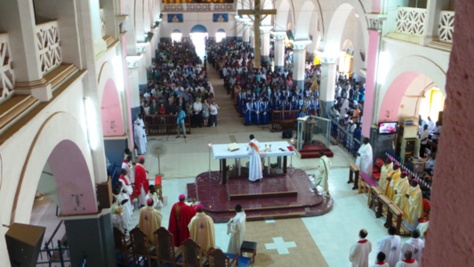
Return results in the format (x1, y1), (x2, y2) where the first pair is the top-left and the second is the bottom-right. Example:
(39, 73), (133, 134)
(299, 140), (334, 159)
(186, 168), (334, 223)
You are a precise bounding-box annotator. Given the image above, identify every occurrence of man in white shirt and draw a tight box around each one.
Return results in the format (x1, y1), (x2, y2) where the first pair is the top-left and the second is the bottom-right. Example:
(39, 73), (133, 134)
(373, 252), (389, 266)
(419, 125), (430, 157)
(192, 98), (203, 128)
(349, 229), (372, 267)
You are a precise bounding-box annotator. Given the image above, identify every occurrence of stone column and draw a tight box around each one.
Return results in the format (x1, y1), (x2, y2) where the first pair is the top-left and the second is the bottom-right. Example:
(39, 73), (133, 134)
(260, 25), (272, 64)
(319, 57), (337, 118)
(362, 15), (385, 137)
(62, 211), (115, 266)
(420, 0), (449, 45)
(292, 40), (310, 91)
(243, 22), (250, 44)
(273, 31), (286, 72)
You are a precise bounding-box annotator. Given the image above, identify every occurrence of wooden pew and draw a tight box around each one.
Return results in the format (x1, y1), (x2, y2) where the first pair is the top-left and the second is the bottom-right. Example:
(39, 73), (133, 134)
(368, 186), (383, 213)
(348, 163), (359, 190)
(386, 204), (403, 235)
(377, 195), (392, 219)
(270, 110), (299, 132)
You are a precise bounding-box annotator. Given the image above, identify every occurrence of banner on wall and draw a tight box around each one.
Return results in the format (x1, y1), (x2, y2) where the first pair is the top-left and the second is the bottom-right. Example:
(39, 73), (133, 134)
(213, 13), (228, 22)
(168, 14), (183, 23)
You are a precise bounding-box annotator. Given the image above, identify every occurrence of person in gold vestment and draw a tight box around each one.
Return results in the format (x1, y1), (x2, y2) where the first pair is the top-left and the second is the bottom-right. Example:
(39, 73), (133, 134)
(403, 180), (424, 230)
(386, 163), (401, 199)
(378, 158), (393, 193)
(138, 198), (163, 244)
(393, 171), (410, 209)
(188, 204), (215, 255)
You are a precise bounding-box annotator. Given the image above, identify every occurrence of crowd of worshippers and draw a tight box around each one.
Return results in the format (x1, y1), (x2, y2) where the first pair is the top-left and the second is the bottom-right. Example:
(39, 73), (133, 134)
(207, 39), (322, 126)
(330, 74), (366, 134)
(139, 40), (219, 128)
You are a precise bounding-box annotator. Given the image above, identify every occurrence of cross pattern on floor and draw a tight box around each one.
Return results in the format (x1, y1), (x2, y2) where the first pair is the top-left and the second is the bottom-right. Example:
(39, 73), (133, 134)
(265, 237), (297, 254)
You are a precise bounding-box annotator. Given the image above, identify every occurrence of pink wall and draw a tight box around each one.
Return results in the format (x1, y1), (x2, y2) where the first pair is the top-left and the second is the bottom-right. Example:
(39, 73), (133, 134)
(48, 140), (98, 215)
(371, 0), (381, 13)
(361, 30), (381, 137)
(423, 1), (474, 265)
(101, 79), (125, 136)
(377, 72), (419, 122)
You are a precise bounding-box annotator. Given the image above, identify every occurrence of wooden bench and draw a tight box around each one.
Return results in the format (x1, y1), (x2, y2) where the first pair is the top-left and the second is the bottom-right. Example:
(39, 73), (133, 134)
(377, 195), (392, 219)
(386, 204), (403, 234)
(358, 173), (377, 194)
(348, 163), (359, 190)
(368, 186), (383, 212)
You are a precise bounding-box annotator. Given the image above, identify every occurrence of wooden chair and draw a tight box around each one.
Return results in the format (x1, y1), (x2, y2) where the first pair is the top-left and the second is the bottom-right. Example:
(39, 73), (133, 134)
(129, 227), (156, 267)
(113, 227), (132, 265)
(208, 248), (237, 267)
(181, 238), (207, 267)
(154, 227), (183, 267)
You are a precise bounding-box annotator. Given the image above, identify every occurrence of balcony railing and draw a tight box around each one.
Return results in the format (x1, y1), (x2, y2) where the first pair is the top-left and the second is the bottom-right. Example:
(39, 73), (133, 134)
(36, 21), (62, 75)
(100, 9), (106, 38)
(438, 11), (455, 43)
(396, 7), (427, 36)
(0, 33), (15, 101)
(162, 3), (235, 12)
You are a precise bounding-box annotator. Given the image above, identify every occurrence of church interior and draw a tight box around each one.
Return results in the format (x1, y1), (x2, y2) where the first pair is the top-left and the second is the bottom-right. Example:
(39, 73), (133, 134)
(0, 0), (472, 266)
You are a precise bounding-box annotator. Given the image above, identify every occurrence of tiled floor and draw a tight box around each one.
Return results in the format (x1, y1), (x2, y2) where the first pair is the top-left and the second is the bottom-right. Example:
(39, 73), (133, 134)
(30, 65), (409, 266)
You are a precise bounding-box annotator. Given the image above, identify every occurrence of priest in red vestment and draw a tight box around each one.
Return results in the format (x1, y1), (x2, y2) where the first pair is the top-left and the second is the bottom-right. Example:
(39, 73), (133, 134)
(168, 194), (197, 246)
(134, 156), (149, 207)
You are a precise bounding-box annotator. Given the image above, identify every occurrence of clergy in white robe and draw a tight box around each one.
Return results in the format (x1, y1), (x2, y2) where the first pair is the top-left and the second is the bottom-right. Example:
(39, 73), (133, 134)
(400, 230), (424, 267)
(356, 138), (373, 175)
(117, 169), (134, 229)
(188, 204), (215, 255)
(138, 198), (163, 244)
(248, 134), (263, 182)
(396, 250), (419, 267)
(373, 252), (390, 267)
(146, 184), (163, 211)
(134, 117), (147, 155)
(349, 229), (372, 267)
(315, 151), (331, 197)
(377, 227), (401, 267)
(111, 196), (126, 233)
(227, 204), (246, 254)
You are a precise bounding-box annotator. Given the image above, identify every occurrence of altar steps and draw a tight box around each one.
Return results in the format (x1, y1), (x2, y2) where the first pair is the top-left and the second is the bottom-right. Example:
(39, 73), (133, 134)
(186, 168), (334, 223)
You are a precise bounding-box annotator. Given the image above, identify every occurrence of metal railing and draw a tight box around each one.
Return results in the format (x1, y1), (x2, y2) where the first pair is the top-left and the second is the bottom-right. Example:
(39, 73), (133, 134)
(330, 119), (361, 157)
(37, 239), (70, 267)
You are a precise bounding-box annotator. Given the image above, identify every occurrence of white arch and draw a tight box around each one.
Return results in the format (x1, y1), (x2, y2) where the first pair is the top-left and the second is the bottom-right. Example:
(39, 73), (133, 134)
(14, 112), (96, 224)
(324, 3), (368, 57)
(274, 0), (291, 31)
(377, 56), (447, 121)
(293, 0), (315, 40)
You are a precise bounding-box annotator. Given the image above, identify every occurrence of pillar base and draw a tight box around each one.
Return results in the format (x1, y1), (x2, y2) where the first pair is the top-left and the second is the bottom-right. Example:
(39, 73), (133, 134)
(293, 80), (304, 91)
(320, 100), (334, 118)
(63, 211), (116, 266)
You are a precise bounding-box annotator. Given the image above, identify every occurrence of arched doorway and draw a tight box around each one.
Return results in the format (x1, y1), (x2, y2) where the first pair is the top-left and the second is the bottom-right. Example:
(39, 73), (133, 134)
(171, 29), (182, 43)
(190, 24), (208, 61)
(216, 28), (226, 43)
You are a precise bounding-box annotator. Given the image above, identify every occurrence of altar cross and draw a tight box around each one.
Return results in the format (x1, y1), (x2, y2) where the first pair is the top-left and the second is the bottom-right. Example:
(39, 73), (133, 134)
(238, 0), (277, 68)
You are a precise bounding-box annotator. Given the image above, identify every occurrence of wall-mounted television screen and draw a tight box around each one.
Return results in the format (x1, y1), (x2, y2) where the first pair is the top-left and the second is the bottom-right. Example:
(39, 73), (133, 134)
(378, 121), (398, 135)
